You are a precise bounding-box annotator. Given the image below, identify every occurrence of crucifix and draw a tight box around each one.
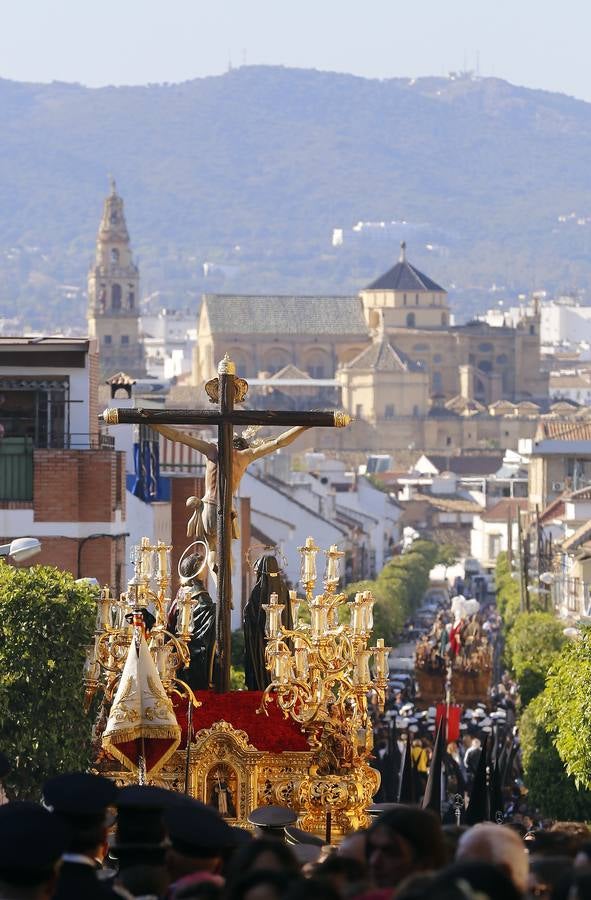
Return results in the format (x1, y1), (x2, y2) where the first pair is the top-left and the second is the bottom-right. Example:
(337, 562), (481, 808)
(101, 354), (351, 692)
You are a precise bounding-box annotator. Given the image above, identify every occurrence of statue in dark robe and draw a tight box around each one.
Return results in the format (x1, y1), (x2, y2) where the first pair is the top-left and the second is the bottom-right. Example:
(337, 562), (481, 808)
(168, 552), (216, 691)
(243, 554), (292, 691)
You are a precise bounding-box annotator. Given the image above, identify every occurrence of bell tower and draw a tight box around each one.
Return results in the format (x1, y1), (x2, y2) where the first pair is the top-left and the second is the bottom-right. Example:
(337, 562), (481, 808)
(87, 179), (145, 377)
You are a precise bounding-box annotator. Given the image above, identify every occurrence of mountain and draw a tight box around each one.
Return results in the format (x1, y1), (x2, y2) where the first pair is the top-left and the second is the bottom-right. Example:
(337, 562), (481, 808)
(1, 66), (591, 332)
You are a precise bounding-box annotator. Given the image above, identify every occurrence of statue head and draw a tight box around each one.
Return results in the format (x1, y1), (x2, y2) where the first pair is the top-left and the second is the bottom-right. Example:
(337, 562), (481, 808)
(232, 436), (249, 450)
(180, 551), (206, 584)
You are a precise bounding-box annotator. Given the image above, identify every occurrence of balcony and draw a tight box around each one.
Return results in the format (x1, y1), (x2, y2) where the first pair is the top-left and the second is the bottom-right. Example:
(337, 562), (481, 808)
(0, 434), (116, 502)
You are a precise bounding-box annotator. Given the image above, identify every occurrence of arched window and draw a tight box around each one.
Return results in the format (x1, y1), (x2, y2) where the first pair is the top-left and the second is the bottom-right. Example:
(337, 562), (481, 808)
(263, 348), (290, 374)
(110, 248), (120, 264)
(227, 348), (249, 376)
(432, 371), (443, 391)
(305, 349), (331, 379)
(111, 283), (122, 310)
(406, 313), (416, 328)
(496, 353), (508, 364)
(127, 285), (135, 309)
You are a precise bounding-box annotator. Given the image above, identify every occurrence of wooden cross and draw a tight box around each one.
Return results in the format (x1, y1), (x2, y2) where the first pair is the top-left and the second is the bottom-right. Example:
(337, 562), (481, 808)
(100, 354), (350, 692)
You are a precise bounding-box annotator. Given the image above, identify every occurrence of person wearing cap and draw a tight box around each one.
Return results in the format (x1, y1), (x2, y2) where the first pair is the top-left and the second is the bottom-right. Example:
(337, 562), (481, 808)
(42, 772), (120, 900)
(0, 801), (69, 900)
(165, 797), (246, 897)
(366, 805), (447, 890)
(113, 784), (178, 899)
(246, 805), (297, 839)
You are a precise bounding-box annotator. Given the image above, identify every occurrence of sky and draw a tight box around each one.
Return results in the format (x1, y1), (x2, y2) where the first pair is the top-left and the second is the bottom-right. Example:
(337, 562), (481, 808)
(1, 0), (590, 101)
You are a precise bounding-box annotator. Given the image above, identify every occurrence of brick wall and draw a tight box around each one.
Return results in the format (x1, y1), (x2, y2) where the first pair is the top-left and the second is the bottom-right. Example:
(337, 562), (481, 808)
(34, 449), (125, 522)
(18, 446), (128, 590)
(88, 343), (100, 441)
(3, 534), (125, 590)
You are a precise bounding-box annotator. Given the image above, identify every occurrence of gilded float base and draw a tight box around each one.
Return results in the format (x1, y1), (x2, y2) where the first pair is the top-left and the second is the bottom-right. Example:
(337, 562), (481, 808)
(97, 719), (379, 838)
(297, 766), (380, 838)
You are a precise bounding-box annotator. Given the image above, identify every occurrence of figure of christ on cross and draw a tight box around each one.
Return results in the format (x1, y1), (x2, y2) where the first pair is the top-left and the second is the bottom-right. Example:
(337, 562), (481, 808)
(100, 353), (351, 691)
(153, 423), (310, 577)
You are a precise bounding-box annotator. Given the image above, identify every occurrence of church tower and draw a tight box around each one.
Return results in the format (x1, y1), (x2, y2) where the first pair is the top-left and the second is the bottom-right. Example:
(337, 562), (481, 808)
(87, 180), (145, 377)
(360, 242), (449, 334)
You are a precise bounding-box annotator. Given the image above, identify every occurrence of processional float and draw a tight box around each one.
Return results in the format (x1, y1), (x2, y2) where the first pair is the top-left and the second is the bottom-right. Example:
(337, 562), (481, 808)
(85, 355), (391, 837)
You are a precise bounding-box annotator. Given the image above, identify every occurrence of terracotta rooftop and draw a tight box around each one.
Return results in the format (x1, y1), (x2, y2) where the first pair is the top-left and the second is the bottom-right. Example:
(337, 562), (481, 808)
(480, 498), (528, 522)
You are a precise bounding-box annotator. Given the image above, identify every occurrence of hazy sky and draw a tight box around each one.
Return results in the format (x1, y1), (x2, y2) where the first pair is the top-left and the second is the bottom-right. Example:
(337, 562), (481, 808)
(2, 0), (590, 101)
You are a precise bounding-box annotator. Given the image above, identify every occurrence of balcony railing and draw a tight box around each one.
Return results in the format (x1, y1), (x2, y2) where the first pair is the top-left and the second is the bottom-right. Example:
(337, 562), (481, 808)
(0, 434), (116, 502)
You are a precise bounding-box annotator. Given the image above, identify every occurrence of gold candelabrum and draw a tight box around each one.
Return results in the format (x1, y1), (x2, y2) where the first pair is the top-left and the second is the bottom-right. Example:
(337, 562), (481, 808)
(83, 536), (199, 722)
(260, 537), (390, 838)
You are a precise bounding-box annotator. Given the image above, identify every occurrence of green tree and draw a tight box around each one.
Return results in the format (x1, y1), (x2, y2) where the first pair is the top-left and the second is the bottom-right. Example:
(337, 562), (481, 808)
(540, 626), (591, 790)
(506, 612), (565, 707)
(0, 563), (96, 798)
(520, 693), (591, 820)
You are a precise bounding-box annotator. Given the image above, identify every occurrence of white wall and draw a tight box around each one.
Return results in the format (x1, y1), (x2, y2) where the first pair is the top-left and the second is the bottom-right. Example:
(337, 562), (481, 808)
(241, 470), (347, 587)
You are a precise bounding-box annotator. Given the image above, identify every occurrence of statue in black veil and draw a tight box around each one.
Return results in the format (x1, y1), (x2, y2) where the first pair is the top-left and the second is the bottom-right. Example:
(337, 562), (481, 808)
(243, 554), (292, 691)
(168, 552), (216, 691)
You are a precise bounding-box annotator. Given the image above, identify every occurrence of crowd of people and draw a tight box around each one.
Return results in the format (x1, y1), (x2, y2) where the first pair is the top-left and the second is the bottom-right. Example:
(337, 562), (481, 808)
(4, 771), (591, 900)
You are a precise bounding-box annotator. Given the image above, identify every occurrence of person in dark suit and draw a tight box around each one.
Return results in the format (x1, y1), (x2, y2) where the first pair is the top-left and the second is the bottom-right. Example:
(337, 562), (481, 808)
(0, 801), (68, 900)
(43, 772), (121, 900)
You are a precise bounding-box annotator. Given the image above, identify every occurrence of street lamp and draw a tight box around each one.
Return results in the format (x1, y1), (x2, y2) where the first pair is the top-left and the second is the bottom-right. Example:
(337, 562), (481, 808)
(0, 537), (42, 563)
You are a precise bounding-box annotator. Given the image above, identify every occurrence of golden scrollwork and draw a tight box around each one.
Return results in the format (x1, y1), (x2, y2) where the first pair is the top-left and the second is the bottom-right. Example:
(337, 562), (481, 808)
(333, 411), (351, 428)
(101, 408), (120, 425)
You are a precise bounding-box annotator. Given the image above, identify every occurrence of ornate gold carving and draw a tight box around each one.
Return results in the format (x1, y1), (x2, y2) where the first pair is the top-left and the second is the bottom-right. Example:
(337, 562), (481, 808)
(205, 378), (219, 404)
(101, 408), (120, 425)
(333, 411), (351, 428)
(234, 377), (249, 403)
(205, 376), (249, 405)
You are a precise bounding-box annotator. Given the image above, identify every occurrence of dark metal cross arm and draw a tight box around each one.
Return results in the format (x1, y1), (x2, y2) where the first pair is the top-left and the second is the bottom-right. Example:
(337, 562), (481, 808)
(100, 408), (350, 428)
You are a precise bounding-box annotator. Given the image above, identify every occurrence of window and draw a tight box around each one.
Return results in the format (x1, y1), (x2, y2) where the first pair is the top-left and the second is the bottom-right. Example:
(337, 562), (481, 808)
(479, 342), (494, 353)
(446, 436), (452, 446)
(413, 343), (429, 352)
(432, 371), (443, 391)
(441, 313), (448, 326)
(406, 313), (416, 327)
(128, 286), (135, 309)
(496, 353), (508, 364)
(121, 335), (129, 345)
(415, 294), (419, 304)
(478, 360), (493, 373)
(111, 283), (122, 310)
(384, 404), (395, 419)
(403, 293), (407, 305)
(413, 405), (420, 416)
(433, 353), (443, 363)
(530, 324), (536, 335)
(110, 248), (120, 264)
(103, 335), (112, 345)
(356, 404), (363, 420)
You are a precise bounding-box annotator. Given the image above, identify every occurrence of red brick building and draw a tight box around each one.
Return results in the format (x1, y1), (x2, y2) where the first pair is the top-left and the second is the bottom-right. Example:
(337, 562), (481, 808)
(0, 337), (127, 591)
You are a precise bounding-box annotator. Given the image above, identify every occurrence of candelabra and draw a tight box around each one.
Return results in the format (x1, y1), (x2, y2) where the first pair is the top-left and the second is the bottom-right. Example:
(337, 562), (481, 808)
(259, 537), (390, 837)
(83, 536), (199, 716)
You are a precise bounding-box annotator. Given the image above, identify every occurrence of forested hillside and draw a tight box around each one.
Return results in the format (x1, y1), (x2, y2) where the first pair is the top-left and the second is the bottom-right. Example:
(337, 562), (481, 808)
(1, 66), (591, 331)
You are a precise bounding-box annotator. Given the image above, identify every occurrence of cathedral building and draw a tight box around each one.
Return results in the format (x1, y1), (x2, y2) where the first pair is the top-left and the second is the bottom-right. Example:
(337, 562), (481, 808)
(87, 181), (145, 377)
(194, 243), (548, 410)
